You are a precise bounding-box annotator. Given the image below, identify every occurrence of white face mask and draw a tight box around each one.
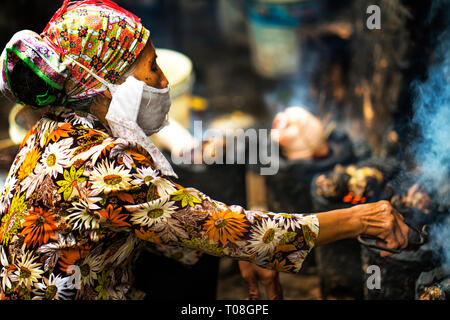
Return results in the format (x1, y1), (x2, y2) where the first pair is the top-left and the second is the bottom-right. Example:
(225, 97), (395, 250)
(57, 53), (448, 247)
(108, 76), (171, 135)
(64, 54), (171, 135)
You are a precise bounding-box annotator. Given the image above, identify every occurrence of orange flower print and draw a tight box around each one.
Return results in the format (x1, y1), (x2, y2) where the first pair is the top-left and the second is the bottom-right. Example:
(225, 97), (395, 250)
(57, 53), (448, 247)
(267, 259), (294, 272)
(134, 227), (161, 244)
(17, 146), (41, 181)
(58, 245), (91, 273)
(97, 205), (130, 227)
(0, 290), (9, 300)
(203, 209), (248, 246)
(19, 127), (37, 149)
(47, 123), (75, 143)
(20, 207), (58, 248)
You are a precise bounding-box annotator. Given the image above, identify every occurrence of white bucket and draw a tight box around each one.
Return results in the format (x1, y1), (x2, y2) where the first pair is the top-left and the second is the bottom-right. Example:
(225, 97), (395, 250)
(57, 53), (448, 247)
(9, 103), (29, 145)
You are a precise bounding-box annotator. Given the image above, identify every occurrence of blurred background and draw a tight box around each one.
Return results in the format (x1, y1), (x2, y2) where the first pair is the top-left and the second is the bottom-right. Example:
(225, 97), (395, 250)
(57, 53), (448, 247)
(0, 0), (449, 300)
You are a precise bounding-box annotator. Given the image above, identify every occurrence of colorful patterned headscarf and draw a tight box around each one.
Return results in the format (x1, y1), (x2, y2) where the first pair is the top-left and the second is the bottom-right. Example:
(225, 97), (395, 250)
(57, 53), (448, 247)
(0, 0), (150, 106)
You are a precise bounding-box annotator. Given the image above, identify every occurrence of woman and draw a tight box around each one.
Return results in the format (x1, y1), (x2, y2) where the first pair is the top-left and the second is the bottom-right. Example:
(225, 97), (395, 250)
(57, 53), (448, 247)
(0, 0), (408, 300)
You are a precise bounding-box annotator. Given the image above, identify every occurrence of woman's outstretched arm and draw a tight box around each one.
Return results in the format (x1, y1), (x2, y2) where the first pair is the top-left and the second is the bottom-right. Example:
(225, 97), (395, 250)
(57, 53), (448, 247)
(315, 201), (409, 256)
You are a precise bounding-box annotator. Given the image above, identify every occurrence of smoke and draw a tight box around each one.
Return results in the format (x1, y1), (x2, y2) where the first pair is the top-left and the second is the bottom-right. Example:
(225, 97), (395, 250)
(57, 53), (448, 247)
(410, 1), (450, 203)
(264, 44), (320, 116)
(430, 216), (450, 270)
(411, 0), (450, 268)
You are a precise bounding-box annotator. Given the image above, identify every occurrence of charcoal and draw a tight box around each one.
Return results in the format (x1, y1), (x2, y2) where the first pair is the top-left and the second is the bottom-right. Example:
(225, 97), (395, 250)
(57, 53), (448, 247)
(416, 267), (450, 300)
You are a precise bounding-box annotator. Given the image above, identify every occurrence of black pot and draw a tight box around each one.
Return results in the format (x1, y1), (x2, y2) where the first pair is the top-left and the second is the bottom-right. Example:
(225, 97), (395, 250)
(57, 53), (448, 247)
(309, 157), (401, 299)
(361, 245), (436, 300)
(265, 129), (355, 214)
(360, 203), (445, 300)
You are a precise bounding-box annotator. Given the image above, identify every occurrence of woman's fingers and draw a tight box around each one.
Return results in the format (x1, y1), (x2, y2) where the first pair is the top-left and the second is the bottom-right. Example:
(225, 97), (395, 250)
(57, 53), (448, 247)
(238, 261), (283, 300)
(238, 261), (261, 300)
(383, 205), (408, 250)
(373, 201), (409, 256)
(380, 249), (394, 257)
(246, 279), (261, 300)
(259, 269), (283, 300)
(393, 212), (409, 249)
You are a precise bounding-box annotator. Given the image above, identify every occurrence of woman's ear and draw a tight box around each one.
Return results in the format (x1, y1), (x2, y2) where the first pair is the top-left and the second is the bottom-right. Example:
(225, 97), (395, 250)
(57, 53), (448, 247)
(90, 95), (110, 125)
(104, 89), (112, 99)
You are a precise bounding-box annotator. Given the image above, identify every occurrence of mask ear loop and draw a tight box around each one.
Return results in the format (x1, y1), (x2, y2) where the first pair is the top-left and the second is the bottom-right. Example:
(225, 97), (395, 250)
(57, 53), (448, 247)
(63, 54), (116, 98)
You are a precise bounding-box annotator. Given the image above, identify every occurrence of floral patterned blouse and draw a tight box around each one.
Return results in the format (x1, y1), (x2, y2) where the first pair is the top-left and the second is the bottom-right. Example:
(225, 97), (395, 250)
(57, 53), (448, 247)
(0, 107), (319, 300)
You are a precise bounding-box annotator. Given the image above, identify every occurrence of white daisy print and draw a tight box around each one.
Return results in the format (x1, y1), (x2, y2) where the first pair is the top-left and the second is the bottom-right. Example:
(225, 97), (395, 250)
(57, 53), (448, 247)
(109, 139), (136, 169)
(105, 235), (139, 267)
(0, 175), (17, 213)
(131, 166), (176, 197)
(77, 188), (102, 211)
(0, 245), (17, 291)
(36, 233), (77, 272)
(38, 118), (58, 148)
(66, 198), (101, 231)
(151, 176), (177, 197)
(247, 218), (283, 257)
(270, 213), (304, 231)
(299, 215), (320, 238)
(20, 163), (46, 198)
(131, 166), (159, 186)
(65, 111), (97, 129)
(78, 251), (104, 287)
(14, 251), (44, 290)
(287, 250), (309, 271)
(40, 137), (74, 178)
(126, 198), (177, 227)
(89, 159), (132, 195)
(245, 210), (268, 224)
(32, 273), (74, 300)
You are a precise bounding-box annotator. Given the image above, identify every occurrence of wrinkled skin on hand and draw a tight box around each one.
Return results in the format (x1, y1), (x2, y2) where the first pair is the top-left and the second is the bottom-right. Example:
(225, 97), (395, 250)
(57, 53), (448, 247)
(360, 200), (410, 257)
(238, 261), (283, 300)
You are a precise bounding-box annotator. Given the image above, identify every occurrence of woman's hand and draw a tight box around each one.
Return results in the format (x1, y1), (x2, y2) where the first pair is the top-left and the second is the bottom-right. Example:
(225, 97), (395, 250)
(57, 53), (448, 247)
(238, 261), (283, 300)
(357, 200), (409, 257)
(315, 200), (409, 257)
